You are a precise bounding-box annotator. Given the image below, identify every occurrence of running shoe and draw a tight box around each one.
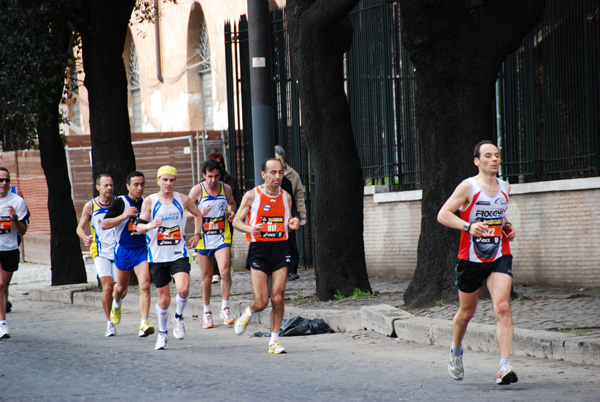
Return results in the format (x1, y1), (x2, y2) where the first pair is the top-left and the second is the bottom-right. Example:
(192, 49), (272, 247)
(155, 331), (168, 350)
(173, 314), (186, 339)
(105, 322), (117, 337)
(212, 275), (221, 284)
(220, 307), (235, 325)
(138, 320), (155, 337)
(268, 340), (287, 354)
(496, 363), (518, 385)
(203, 311), (214, 329)
(0, 323), (10, 339)
(234, 306), (252, 335)
(448, 349), (464, 380)
(110, 305), (121, 325)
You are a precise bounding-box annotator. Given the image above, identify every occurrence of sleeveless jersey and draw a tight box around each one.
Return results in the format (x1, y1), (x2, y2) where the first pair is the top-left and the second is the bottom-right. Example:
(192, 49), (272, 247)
(113, 195), (146, 251)
(89, 198), (116, 259)
(458, 177), (511, 263)
(146, 192), (188, 263)
(245, 186), (290, 242)
(195, 182), (232, 250)
(0, 192), (28, 251)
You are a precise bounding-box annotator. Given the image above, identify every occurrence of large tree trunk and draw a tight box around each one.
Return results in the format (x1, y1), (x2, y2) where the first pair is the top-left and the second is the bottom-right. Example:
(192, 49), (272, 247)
(38, 89), (88, 286)
(287, 0), (371, 300)
(401, 0), (546, 308)
(79, 0), (137, 196)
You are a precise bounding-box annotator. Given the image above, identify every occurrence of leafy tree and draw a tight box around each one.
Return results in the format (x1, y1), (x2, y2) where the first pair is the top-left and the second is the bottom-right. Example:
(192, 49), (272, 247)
(0, 0), (88, 285)
(400, 0), (546, 308)
(287, 0), (372, 300)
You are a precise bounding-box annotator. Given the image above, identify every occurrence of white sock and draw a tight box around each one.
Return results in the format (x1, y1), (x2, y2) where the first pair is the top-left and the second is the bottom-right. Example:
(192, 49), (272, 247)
(112, 299), (121, 308)
(222, 300), (229, 310)
(140, 317), (149, 325)
(245, 306), (254, 318)
(270, 332), (279, 343)
(155, 304), (169, 333)
(0, 320), (6, 325)
(107, 320), (113, 326)
(204, 304), (211, 313)
(176, 294), (188, 316)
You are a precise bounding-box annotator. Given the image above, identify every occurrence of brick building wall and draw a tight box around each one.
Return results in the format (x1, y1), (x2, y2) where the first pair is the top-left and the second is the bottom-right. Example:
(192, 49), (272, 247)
(363, 177), (600, 288)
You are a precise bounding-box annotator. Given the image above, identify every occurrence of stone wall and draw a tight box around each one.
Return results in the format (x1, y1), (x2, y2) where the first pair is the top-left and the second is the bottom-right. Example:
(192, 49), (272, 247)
(361, 178), (600, 288)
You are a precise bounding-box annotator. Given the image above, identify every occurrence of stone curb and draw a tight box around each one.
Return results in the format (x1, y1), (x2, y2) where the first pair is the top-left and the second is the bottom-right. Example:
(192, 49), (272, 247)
(24, 286), (600, 366)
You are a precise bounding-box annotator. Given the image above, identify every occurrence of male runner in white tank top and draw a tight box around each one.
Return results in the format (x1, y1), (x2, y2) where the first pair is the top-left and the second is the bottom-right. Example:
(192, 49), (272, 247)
(136, 166), (205, 351)
(438, 140), (518, 385)
(76, 174), (117, 337)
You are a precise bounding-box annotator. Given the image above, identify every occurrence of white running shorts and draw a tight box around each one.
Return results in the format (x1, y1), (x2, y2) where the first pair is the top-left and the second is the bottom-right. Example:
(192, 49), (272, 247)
(94, 256), (117, 281)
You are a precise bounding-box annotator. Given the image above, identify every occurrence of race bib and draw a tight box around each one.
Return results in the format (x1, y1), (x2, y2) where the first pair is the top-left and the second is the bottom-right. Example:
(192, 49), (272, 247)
(157, 225), (182, 246)
(259, 216), (285, 239)
(203, 216), (225, 235)
(127, 214), (143, 236)
(0, 216), (11, 234)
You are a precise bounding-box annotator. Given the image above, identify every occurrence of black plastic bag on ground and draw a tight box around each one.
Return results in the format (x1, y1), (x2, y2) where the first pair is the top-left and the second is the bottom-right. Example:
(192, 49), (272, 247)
(253, 316), (335, 337)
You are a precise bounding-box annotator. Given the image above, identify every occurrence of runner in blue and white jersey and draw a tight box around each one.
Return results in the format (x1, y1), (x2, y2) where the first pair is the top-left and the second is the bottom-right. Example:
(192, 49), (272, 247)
(136, 166), (204, 350)
(102, 171), (154, 338)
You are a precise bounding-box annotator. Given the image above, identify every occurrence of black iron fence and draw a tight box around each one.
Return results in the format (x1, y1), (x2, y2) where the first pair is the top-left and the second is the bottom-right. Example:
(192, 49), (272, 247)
(347, 0), (419, 190)
(499, 0), (600, 182)
(225, 0), (600, 193)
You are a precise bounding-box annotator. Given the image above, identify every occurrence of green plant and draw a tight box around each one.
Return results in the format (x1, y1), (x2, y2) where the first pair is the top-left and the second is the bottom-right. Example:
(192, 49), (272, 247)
(292, 290), (304, 305)
(333, 288), (375, 301)
(434, 298), (443, 307)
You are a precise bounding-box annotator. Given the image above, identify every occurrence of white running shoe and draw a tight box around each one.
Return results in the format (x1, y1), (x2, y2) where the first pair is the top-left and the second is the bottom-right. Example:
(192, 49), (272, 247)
(212, 275), (221, 284)
(448, 350), (464, 380)
(496, 363), (518, 385)
(220, 307), (235, 325)
(155, 331), (168, 350)
(234, 307), (252, 335)
(203, 311), (214, 329)
(172, 314), (186, 339)
(0, 323), (10, 339)
(105, 322), (117, 337)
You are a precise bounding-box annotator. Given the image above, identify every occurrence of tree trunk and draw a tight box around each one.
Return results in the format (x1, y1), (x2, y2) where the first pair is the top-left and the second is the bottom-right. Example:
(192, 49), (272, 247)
(38, 97), (88, 286)
(287, 0), (371, 300)
(400, 0), (546, 308)
(79, 0), (137, 196)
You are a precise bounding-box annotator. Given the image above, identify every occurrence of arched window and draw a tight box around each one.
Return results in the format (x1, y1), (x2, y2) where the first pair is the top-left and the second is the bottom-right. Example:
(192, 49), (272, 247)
(129, 39), (142, 133)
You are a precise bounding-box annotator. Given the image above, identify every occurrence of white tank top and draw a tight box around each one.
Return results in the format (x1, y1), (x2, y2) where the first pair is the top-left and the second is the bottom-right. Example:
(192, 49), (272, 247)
(90, 198), (116, 259)
(146, 192), (188, 263)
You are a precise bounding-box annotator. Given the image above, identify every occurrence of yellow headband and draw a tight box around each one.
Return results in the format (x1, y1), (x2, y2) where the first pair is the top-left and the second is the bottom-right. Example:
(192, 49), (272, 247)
(157, 165), (177, 178)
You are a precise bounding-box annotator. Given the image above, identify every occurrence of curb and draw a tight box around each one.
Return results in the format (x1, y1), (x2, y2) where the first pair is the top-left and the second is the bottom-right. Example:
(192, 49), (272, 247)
(24, 286), (600, 366)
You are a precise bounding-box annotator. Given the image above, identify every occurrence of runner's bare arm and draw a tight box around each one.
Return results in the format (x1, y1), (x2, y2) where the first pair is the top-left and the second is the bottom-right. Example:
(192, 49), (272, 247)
(224, 183), (237, 222)
(76, 201), (93, 246)
(181, 193), (203, 248)
(136, 198), (160, 234)
(286, 192), (300, 230)
(232, 189), (259, 235)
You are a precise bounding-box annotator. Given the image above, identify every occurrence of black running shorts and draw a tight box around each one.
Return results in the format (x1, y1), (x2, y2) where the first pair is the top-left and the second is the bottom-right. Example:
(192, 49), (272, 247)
(455, 255), (513, 293)
(245, 241), (291, 276)
(150, 257), (191, 288)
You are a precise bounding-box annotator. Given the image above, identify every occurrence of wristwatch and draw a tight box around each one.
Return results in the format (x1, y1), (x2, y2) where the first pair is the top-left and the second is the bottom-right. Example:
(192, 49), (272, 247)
(462, 222), (471, 232)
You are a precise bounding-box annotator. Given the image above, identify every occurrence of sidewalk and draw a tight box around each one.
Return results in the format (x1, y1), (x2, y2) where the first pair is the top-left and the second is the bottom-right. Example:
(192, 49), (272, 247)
(10, 262), (600, 366)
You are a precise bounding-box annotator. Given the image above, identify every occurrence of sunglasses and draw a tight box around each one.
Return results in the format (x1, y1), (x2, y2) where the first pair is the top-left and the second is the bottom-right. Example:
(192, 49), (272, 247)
(0, 178), (10, 183)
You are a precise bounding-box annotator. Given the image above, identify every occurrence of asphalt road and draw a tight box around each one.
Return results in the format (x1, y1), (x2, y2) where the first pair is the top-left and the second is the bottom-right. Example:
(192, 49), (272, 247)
(1, 299), (599, 402)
